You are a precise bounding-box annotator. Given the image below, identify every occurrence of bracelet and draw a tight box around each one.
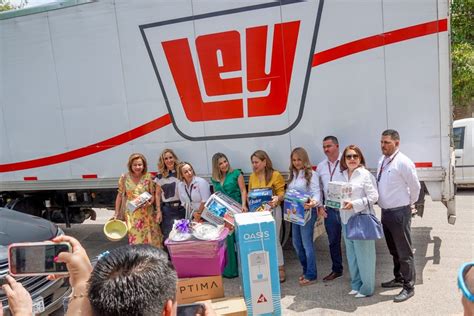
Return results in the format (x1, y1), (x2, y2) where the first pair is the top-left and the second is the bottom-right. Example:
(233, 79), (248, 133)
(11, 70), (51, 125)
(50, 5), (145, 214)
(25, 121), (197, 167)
(70, 292), (87, 301)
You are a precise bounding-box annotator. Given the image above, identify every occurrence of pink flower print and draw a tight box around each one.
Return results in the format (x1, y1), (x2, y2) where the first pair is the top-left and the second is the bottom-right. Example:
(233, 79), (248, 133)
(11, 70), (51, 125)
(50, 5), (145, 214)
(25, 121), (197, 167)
(135, 219), (144, 230)
(128, 235), (136, 244)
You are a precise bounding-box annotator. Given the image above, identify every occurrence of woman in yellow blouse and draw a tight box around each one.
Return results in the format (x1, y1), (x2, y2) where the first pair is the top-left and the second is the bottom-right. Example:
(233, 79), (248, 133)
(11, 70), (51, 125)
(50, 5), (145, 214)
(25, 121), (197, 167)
(248, 150), (286, 282)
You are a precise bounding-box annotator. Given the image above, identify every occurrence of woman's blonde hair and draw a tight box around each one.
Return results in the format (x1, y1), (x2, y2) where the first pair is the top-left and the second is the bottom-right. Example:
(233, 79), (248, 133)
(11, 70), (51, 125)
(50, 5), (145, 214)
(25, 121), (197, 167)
(250, 150), (274, 185)
(127, 153), (148, 174)
(157, 149), (179, 177)
(211, 153), (234, 182)
(177, 162), (195, 181)
(288, 147), (313, 189)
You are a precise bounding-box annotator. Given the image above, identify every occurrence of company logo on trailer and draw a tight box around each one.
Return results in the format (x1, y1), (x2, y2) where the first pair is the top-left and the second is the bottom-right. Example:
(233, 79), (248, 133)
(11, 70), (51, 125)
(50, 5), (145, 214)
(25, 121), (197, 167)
(140, 1), (323, 140)
(162, 21), (299, 122)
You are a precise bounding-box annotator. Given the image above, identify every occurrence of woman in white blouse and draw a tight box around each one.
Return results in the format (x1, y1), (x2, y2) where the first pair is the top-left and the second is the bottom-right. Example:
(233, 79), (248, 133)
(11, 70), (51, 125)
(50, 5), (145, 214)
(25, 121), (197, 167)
(287, 147), (321, 286)
(177, 162), (211, 222)
(340, 145), (379, 298)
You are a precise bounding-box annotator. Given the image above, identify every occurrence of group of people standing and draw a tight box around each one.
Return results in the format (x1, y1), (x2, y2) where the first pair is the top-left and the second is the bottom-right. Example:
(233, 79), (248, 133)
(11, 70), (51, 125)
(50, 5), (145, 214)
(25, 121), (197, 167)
(113, 129), (420, 303)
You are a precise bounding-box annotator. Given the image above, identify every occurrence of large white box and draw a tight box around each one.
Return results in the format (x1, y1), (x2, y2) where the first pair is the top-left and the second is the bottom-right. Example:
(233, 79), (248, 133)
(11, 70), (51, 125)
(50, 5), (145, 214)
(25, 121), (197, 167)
(203, 192), (242, 226)
(235, 212), (281, 316)
(326, 181), (352, 209)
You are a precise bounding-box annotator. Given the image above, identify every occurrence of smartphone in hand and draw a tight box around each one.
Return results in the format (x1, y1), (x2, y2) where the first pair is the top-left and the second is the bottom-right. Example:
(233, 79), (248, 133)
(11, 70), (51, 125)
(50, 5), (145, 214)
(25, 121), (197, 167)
(8, 241), (72, 276)
(177, 303), (205, 316)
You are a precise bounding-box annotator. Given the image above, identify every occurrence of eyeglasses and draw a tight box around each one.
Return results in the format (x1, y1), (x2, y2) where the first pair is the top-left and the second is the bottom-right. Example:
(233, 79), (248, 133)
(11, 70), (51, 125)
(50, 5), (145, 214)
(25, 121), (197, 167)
(458, 262), (474, 302)
(345, 154), (360, 160)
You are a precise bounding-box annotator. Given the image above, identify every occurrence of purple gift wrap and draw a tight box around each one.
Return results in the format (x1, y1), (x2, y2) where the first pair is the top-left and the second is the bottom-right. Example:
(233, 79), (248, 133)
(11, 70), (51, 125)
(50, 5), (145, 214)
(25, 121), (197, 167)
(165, 228), (229, 278)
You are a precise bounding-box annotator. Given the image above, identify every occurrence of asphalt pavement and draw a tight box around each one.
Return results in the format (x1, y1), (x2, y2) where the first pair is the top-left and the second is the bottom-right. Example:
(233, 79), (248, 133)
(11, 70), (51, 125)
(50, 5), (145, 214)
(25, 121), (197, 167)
(58, 190), (473, 315)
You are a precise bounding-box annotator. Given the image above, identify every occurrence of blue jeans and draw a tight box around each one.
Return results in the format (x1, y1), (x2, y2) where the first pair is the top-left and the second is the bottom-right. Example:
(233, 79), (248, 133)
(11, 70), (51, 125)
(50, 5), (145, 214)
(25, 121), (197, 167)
(324, 207), (343, 274)
(292, 209), (318, 280)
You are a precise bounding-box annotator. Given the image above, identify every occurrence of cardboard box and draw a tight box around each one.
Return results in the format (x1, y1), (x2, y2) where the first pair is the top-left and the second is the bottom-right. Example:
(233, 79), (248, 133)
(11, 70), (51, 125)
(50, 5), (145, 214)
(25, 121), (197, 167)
(283, 188), (312, 226)
(203, 192), (242, 226)
(209, 297), (247, 316)
(248, 188), (273, 212)
(235, 212), (281, 316)
(126, 191), (152, 212)
(326, 181), (352, 209)
(176, 275), (224, 304)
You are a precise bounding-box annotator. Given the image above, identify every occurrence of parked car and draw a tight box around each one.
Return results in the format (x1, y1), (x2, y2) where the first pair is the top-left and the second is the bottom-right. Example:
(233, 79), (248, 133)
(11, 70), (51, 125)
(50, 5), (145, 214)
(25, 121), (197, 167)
(0, 208), (71, 315)
(453, 118), (474, 188)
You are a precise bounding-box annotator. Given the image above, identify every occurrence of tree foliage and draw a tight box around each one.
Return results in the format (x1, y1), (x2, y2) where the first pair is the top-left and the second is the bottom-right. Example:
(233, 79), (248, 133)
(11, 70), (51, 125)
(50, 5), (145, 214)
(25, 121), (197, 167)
(451, 0), (474, 107)
(0, 0), (14, 12)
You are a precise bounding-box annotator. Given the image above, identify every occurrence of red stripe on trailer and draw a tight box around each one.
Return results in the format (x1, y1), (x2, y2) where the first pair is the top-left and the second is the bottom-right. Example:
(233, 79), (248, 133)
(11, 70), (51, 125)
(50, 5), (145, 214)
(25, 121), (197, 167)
(24, 177), (38, 181)
(0, 114), (172, 173)
(0, 19), (448, 173)
(312, 19), (448, 67)
(415, 162), (433, 168)
(82, 174), (98, 179)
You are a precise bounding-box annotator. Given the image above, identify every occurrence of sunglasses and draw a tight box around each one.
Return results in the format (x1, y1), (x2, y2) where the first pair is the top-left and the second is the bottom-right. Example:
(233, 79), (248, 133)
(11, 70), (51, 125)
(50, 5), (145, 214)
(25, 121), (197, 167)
(459, 262), (474, 302)
(345, 154), (360, 160)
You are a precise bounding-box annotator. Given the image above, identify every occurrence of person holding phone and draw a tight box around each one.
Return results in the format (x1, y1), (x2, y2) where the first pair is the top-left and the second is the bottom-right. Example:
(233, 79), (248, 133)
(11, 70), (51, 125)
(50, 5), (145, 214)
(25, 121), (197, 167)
(115, 153), (162, 247)
(155, 149), (186, 243)
(287, 147), (321, 286)
(177, 162), (211, 222)
(339, 145), (379, 298)
(1, 275), (34, 316)
(248, 150), (286, 282)
(211, 152), (248, 278)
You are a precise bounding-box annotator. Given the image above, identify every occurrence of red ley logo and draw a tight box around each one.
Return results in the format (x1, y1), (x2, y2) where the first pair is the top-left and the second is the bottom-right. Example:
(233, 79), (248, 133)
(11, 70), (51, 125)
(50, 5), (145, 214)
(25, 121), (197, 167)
(140, 1), (324, 140)
(161, 21), (300, 122)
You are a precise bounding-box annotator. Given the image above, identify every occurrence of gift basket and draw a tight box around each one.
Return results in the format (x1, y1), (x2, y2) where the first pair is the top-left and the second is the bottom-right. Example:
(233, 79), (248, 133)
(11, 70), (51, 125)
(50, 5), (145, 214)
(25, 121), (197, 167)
(165, 219), (229, 278)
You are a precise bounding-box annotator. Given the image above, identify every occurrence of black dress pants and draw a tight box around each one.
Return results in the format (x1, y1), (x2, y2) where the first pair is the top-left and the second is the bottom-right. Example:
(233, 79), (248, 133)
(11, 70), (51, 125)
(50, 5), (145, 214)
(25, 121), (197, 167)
(161, 204), (186, 244)
(381, 205), (415, 291)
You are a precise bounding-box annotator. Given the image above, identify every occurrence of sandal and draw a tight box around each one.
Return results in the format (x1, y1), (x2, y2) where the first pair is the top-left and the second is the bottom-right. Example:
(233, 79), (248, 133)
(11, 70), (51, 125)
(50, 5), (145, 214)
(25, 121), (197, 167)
(298, 275), (305, 282)
(299, 278), (316, 286)
(279, 266), (286, 283)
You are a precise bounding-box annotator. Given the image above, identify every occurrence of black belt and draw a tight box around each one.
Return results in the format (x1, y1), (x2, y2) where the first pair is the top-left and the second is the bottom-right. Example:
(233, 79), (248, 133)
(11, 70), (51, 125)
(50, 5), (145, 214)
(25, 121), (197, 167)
(162, 201), (181, 207)
(382, 205), (410, 212)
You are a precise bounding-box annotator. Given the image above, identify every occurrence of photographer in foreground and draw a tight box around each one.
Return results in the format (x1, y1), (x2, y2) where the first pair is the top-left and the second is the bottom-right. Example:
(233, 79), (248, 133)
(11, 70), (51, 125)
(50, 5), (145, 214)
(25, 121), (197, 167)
(3, 235), (215, 316)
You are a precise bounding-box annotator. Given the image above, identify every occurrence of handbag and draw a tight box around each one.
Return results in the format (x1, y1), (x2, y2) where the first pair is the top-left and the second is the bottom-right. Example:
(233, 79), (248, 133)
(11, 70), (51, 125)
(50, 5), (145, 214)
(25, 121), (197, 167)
(346, 195), (383, 240)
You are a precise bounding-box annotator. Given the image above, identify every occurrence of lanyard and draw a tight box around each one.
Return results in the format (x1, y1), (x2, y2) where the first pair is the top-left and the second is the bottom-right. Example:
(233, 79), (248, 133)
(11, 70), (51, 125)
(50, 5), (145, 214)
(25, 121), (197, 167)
(377, 151), (399, 182)
(185, 182), (194, 202)
(327, 160), (339, 181)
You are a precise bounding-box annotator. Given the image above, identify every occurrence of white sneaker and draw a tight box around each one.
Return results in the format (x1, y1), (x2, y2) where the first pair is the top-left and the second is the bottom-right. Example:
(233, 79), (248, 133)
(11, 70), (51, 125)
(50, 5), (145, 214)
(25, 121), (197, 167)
(348, 290), (358, 295)
(355, 293), (367, 298)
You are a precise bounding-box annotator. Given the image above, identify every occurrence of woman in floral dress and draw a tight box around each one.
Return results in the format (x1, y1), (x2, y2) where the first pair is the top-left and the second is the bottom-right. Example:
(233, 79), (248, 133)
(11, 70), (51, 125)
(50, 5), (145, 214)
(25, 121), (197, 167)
(114, 153), (162, 247)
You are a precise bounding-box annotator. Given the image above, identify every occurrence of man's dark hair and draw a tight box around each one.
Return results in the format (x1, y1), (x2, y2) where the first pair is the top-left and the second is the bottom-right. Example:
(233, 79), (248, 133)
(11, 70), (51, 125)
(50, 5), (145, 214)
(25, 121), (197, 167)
(88, 244), (177, 316)
(382, 129), (400, 141)
(323, 135), (339, 145)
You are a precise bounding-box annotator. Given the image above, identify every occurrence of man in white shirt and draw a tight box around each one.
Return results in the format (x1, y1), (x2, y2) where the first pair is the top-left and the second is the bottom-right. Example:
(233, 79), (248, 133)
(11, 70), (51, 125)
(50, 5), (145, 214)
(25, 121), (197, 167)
(377, 129), (420, 303)
(317, 136), (345, 281)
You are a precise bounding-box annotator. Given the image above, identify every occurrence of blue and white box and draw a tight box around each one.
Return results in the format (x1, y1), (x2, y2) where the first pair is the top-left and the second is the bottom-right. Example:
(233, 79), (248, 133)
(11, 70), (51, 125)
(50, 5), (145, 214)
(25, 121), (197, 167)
(283, 189), (312, 226)
(248, 188), (273, 212)
(235, 212), (281, 316)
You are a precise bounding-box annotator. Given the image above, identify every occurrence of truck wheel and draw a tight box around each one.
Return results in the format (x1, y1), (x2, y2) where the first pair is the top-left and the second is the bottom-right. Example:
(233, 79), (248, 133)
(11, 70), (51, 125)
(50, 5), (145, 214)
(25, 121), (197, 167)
(7, 196), (44, 218)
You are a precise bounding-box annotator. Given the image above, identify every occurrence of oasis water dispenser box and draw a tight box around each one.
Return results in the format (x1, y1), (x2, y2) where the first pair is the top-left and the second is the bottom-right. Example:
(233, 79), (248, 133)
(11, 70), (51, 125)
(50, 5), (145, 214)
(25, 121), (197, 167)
(235, 212), (281, 316)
